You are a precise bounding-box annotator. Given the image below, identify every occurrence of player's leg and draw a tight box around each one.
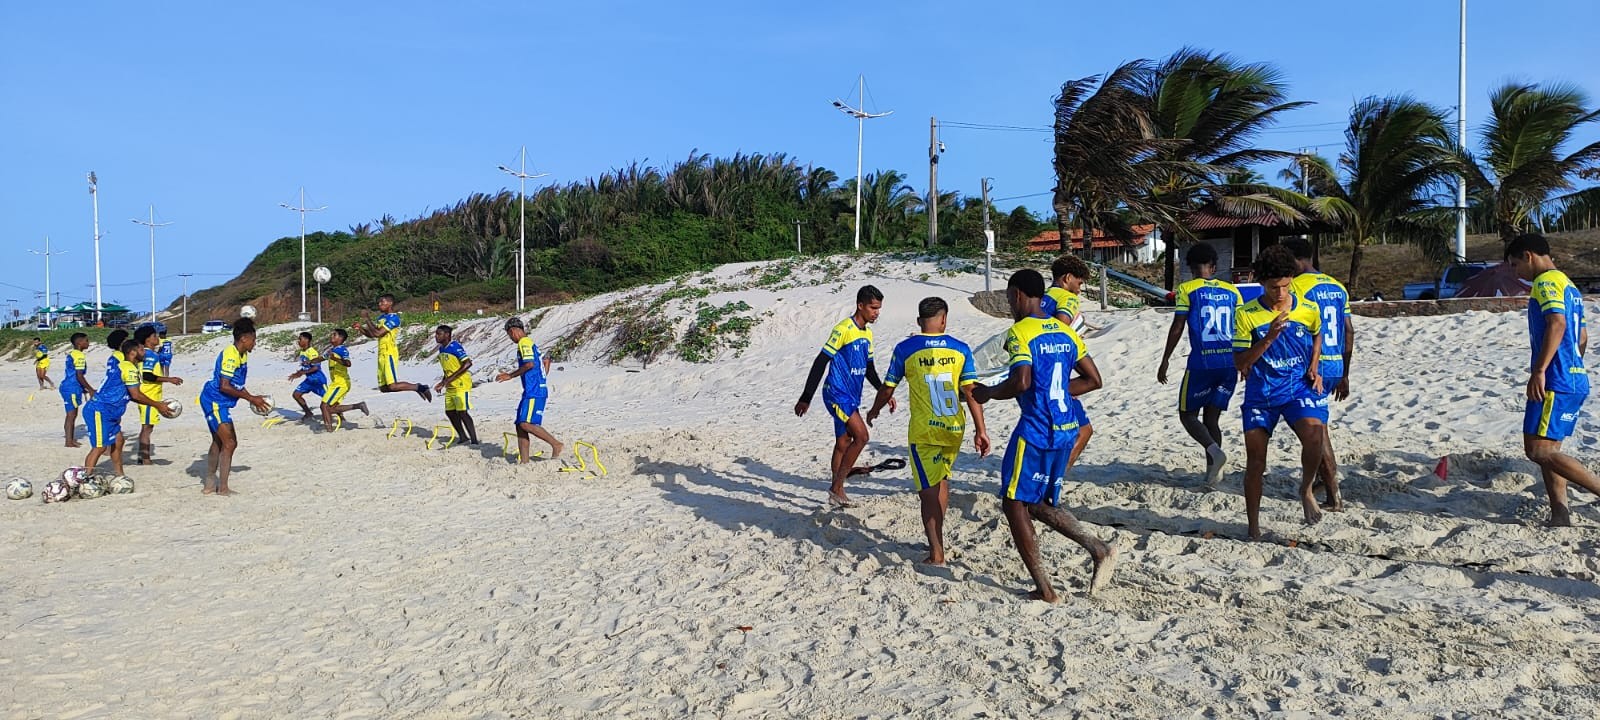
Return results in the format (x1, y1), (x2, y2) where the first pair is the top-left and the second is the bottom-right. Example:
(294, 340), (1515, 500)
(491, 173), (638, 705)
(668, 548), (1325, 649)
(1030, 443), (1116, 594)
(63, 391), (82, 447)
(109, 428), (126, 477)
(293, 389), (313, 421)
(1001, 497), (1055, 603)
(831, 412), (870, 505)
(1521, 392), (1600, 526)
(444, 409), (465, 442)
(214, 421), (239, 495)
(459, 409), (479, 445)
(1242, 424), (1271, 540)
(911, 444), (954, 565)
(138, 414), (155, 465)
(1288, 417), (1327, 526)
(1318, 423), (1340, 508)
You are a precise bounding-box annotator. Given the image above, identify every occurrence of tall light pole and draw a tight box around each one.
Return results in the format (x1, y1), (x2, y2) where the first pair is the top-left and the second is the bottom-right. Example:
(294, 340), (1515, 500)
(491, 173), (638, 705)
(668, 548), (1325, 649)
(832, 75), (893, 251)
(88, 172), (103, 323)
(178, 273), (193, 335)
(280, 187), (326, 322)
(499, 147), (549, 312)
(28, 237), (64, 325)
(131, 205), (173, 323)
(1455, 0), (1469, 261)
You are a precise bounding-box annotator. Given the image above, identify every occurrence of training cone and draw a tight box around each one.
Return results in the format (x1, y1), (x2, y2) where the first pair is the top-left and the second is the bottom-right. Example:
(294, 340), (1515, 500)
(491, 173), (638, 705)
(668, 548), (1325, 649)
(1433, 456), (1449, 481)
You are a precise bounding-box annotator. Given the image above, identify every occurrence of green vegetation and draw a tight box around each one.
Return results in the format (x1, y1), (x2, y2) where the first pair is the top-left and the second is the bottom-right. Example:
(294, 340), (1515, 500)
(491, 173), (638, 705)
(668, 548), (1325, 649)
(677, 301), (762, 363)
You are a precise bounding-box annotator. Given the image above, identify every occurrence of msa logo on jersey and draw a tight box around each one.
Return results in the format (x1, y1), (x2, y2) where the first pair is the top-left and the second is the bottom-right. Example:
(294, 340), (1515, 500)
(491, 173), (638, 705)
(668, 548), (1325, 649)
(1561, 411), (1579, 422)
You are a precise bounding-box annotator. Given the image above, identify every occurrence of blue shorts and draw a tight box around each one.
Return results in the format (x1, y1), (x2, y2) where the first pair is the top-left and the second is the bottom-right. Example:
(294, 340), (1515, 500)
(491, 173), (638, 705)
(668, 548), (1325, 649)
(1525, 391), (1586, 441)
(1242, 396), (1328, 437)
(825, 398), (858, 438)
(516, 395), (548, 426)
(60, 386), (85, 412)
(86, 405), (122, 448)
(202, 397), (236, 433)
(1316, 375), (1344, 400)
(1179, 368), (1238, 412)
(1069, 397), (1090, 427)
(295, 377), (327, 396)
(998, 433), (1074, 506)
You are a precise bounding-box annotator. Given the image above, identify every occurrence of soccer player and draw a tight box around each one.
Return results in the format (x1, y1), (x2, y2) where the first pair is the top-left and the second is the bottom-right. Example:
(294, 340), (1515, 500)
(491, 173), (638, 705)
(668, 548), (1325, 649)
(1043, 256), (1093, 472)
(287, 331), (328, 423)
(59, 332), (93, 447)
(355, 294), (432, 402)
(82, 338), (175, 477)
(319, 328), (369, 428)
(865, 297), (992, 565)
(795, 285), (893, 508)
(1505, 234), (1600, 527)
(1157, 242), (1243, 486)
(495, 317), (562, 462)
(433, 324), (480, 446)
(971, 270), (1116, 602)
(1286, 238), (1353, 511)
(33, 337), (54, 390)
(199, 318), (272, 495)
(135, 324), (183, 465)
(1234, 245), (1327, 539)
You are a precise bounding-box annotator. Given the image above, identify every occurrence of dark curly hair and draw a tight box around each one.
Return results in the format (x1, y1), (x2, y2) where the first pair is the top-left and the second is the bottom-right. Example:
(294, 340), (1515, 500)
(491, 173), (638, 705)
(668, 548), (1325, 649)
(1253, 245), (1299, 282)
(1050, 255), (1091, 282)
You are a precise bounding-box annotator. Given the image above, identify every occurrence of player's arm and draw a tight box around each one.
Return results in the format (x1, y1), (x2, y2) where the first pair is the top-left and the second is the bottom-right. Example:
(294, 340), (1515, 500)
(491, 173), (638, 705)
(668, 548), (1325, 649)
(794, 351), (832, 415)
(865, 350), (905, 425)
(973, 363), (1030, 403)
(1233, 313), (1287, 374)
(1529, 312), (1567, 401)
(331, 350), (351, 367)
(438, 357), (473, 391)
(960, 383), (992, 457)
(1307, 323), (1324, 394)
(1071, 355), (1103, 397)
(865, 360), (886, 392)
(1157, 313), (1185, 384)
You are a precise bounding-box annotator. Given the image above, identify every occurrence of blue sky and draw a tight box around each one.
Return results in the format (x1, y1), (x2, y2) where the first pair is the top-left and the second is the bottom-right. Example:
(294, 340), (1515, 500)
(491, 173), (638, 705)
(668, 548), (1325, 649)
(3, 0), (1596, 314)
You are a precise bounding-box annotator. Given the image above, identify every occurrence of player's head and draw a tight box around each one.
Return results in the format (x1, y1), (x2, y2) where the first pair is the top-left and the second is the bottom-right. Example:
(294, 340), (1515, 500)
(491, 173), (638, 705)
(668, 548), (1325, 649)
(1281, 238), (1315, 273)
(378, 294), (395, 311)
(1006, 269), (1047, 321)
(916, 297), (949, 333)
(503, 317), (526, 339)
(330, 327), (347, 345)
(1185, 242), (1219, 276)
(233, 317), (257, 352)
(106, 329), (129, 351)
(855, 285), (884, 324)
(435, 324), (453, 345)
(1050, 255), (1090, 293)
(1254, 245), (1299, 306)
(32, 336), (40, 344)
(120, 338), (145, 363)
(1504, 233), (1553, 281)
(70, 332), (89, 349)
(296, 331), (313, 349)
(134, 324), (158, 347)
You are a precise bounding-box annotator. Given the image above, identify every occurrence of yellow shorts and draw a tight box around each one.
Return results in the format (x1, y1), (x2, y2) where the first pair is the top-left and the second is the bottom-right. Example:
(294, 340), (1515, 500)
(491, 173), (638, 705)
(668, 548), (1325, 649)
(909, 442), (961, 490)
(36, 358), (50, 370)
(444, 390), (471, 412)
(377, 353), (399, 387)
(323, 383), (350, 407)
(140, 403), (163, 426)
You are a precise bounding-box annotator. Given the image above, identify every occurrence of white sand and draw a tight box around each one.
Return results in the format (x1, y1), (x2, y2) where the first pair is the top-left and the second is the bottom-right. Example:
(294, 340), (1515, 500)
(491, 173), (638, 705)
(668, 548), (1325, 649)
(3, 255), (1600, 718)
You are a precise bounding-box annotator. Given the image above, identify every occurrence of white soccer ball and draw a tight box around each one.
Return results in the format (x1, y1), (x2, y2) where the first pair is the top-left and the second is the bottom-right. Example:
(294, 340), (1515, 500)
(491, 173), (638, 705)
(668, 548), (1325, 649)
(78, 476), (107, 499)
(6, 478), (32, 500)
(313, 266), (332, 284)
(42, 479), (71, 503)
(240, 305), (257, 319)
(108, 476), (135, 495)
(61, 467), (87, 490)
(252, 395), (274, 416)
(164, 399), (184, 418)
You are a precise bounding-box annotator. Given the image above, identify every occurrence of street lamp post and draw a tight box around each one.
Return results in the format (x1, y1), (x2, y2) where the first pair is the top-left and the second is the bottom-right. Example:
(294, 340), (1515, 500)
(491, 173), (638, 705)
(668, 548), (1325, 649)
(1455, 0), (1469, 261)
(280, 187), (326, 322)
(832, 75), (893, 251)
(499, 147), (549, 313)
(28, 236), (64, 326)
(131, 205), (173, 323)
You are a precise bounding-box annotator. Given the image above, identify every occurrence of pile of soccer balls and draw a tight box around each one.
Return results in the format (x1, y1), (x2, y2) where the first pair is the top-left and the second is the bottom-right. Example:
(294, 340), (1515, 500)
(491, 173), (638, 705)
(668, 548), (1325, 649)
(5, 467), (135, 503)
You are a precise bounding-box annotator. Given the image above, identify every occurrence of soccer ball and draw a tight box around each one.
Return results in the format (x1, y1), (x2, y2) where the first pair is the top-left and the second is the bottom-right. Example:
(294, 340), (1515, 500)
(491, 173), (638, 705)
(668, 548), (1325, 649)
(252, 395), (274, 416)
(164, 399), (184, 418)
(77, 476), (108, 499)
(42, 479), (71, 503)
(6, 478), (31, 500)
(61, 467), (87, 490)
(240, 305), (257, 319)
(108, 476), (135, 494)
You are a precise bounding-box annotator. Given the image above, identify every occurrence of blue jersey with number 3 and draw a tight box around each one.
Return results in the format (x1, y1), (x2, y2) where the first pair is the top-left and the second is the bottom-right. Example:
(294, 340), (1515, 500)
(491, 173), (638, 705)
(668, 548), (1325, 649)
(1005, 315), (1086, 449)
(1174, 278), (1243, 371)
(1292, 272), (1350, 379)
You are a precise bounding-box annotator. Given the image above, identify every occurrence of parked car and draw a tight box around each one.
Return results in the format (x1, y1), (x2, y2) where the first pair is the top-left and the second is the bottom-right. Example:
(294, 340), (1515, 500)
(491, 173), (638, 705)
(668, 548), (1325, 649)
(1403, 262), (1495, 300)
(35, 322), (50, 330)
(201, 320), (232, 334)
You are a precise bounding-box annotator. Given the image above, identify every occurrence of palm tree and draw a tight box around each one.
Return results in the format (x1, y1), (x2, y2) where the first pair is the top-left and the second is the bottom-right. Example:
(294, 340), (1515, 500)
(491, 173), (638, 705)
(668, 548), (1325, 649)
(843, 170), (922, 246)
(1303, 95), (1461, 290)
(1464, 81), (1600, 241)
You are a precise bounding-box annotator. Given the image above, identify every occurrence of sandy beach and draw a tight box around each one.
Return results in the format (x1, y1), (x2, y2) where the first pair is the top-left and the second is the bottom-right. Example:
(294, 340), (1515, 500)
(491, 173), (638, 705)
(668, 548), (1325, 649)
(4, 255), (1600, 718)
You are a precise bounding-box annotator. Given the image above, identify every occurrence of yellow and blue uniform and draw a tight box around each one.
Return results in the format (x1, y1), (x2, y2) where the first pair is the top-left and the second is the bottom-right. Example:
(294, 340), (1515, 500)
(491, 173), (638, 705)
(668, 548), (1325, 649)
(1234, 295), (1325, 436)
(819, 317), (874, 437)
(1524, 269), (1589, 440)
(1174, 278), (1243, 412)
(200, 345), (249, 433)
(1292, 272), (1351, 395)
(883, 333), (979, 490)
(323, 345), (352, 406)
(294, 346), (328, 396)
(515, 336), (549, 426)
(59, 347), (88, 411)
(438, 340), (472, 411)
(84, 351), (140, 448)
(138, 340), (174, 426)
(1041, 286), (1091, 427)
(376, 312), (402, 386)
(999, 314), (1087, 506)
(34, 342), (49, 370)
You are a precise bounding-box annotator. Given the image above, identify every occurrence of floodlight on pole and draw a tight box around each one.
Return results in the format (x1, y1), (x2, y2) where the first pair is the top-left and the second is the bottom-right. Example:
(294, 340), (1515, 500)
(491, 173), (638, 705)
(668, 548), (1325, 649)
(131, 205), (173, 323)
(498, 146), (549, 312)
(280, 187), (326, 322)
(832, 75), (893, 251)
(88, 171), (103, 322)
(28, 237), (64, 325)
(1454, 0), (1468, 262)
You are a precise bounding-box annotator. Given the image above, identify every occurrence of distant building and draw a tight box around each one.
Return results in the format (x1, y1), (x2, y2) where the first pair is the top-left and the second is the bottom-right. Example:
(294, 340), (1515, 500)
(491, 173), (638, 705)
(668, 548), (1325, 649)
(1177, 204), (1341, 285)
(1025, 225), (1163, 264)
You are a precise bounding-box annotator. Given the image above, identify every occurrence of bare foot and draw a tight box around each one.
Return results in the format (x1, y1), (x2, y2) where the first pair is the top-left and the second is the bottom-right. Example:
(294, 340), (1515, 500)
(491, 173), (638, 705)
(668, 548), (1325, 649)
(1547, 506), (1574, 527)
(1025, 588), (1061, 604)
(827, 493), (855, 508)
(548, 441), (565, 459)
(1321, 494), (1345, 512)
(357, 402), (370, 416)
(1204, 446), (1227, 488)
(65, 441), (81, 448)
(1089, 544), (1119, 596)
(1301, 496), (1324, 526)
(217, 485), (232, 496)
(202, 486), (216, 495)
(921, 554), (946, 567)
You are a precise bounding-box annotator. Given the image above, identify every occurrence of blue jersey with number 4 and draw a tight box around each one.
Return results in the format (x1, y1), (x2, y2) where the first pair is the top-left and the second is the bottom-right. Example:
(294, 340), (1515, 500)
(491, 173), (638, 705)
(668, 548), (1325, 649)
(1174, 278), (1242, 371)
(1004, 315), (1087, 449)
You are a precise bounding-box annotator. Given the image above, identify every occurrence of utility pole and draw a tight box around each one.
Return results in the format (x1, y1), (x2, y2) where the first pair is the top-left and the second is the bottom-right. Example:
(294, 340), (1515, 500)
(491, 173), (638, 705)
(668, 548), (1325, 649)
(280, 187), (326, 322)
(831, 75), (892, 251)
(178, 273), (193, 335)
(88, 172), (103, 323)
(499, 147), (549, 312)
(794, 219), (802, 255)
(927, 117), (942, 250)
(131, 205), (173, 323)
(980, 178), (994, 293)
(1455, 0), (1469, 261)
(28, 236), (64, 326)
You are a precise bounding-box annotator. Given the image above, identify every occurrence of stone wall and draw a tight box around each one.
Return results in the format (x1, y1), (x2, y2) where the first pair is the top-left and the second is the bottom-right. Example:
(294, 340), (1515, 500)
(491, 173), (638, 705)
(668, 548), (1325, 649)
(1350, 297), (1527, 318)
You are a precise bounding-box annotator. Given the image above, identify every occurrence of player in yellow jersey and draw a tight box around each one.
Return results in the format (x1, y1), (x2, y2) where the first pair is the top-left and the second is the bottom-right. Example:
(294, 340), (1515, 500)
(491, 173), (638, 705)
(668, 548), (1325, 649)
(355, 294), (432, 402)
(135, 324), (183, 465)
(318, 328), (369, 429)
(1046, 255), (1094, 473)
(432, 325), (480, 446)
(33, 337), (54, 390)
(865, 297), (991, 565)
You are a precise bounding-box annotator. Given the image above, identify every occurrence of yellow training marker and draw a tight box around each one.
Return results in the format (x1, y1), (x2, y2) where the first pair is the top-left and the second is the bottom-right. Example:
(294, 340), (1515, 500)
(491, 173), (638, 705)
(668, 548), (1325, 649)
(261, 416), (287, 428)
(426, 424), (456, 450)
(330, 415), (344, 432)
(387, 418), (414, 439)
(575, 441), (607, 477)
(501, 432), (544, 461)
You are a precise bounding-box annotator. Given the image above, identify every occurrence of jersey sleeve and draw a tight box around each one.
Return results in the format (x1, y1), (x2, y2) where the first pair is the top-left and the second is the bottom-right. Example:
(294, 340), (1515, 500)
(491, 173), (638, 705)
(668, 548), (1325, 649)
(518, 337), (537, 364)
(70, 349), (85, 369)
(220, 348), (242, 379)
(333, 346), (350, 362)
(1233, 307), (1255, 351)
(1532, 276), (1567, 314)
(120, 361), (140, 387)
(1005, 326), (1032, 367)
(821, 323), (846, 357)
(1174, 282), (1192, 315)
(307, 348), (322, 362)
(142, 355), (157, 372)
(882, 344), (905, 387)
(447, 342), (469, 361)
(382, 313), (402, 331)
(958, 346), (979, 386)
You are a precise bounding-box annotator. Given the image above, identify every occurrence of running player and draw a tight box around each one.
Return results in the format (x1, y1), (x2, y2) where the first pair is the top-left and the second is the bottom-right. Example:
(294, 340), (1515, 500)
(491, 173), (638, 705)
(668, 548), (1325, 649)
(199, 318), (271, 495)
(1043, 256), (1093, 472)
(865, 296), (992, 565)
(1234, 245), (1327, 539)
(1505, 234), (1600, 527)
(287, 331), (328, 423)
(971, 270), (1116, 601)
(496, 317), (562, 462)
(82, 338), (175, 477)
(135, 324), (183, 465)
(356, 294), (432, 402)
(59, 332), (93, 447)
(433, 325), (480, 446)
(1157, 242), (1242, 486)
(795, 285), (891, 507)
(1286, 238), (1352, 511)
(319, 328), (369, 429)
(33, 337), (54, 390)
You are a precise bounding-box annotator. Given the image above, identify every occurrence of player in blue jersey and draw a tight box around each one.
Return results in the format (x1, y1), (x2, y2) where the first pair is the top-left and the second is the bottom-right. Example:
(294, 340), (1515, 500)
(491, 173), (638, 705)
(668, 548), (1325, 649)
(200, 318), (272, 495)
(287, 331), (329, 423)
(796, 285), (893, 508)
(865, 296), (992, 565)
(1286, 239), (1353, 511)
(59, 332), (94, 447)
(1234, 246), (1327, 539)
(496, 317), (563, 463)
(82, 337), (175, 478)
(972, 270), (1116, 601)
(1044, 255), (1094, 473)
(1505, 234), (1600, 527)
(134, 324), (183, 465)
(1158, 242), (1242, 486)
